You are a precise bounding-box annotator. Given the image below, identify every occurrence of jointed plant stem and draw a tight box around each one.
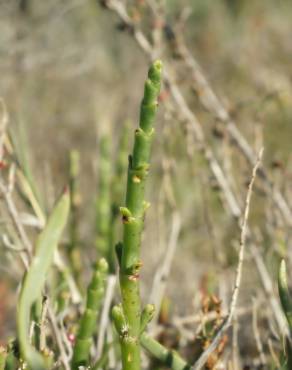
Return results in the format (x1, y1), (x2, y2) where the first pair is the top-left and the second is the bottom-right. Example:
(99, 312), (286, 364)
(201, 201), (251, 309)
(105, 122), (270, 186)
(141, 333), (190, 370)
(113, 60), (162, 370)
(72, 258), (108, 369)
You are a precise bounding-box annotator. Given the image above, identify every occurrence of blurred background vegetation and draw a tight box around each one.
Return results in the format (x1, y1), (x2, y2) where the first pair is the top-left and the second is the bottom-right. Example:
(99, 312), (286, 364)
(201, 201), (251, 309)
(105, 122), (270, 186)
(1, 0), (292, 367)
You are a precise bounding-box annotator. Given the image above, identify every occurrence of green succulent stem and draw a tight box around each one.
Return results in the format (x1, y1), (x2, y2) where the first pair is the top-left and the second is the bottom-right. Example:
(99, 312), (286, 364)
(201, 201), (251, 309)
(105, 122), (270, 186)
(141, 333), (191, 370)
(72, 258), (108, 369)
(140, 304), (155, 334)
(113, 60), (162, 370)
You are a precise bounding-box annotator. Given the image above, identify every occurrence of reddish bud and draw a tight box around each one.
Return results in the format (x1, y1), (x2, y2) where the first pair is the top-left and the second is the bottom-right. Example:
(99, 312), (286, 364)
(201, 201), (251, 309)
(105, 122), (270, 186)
(67, 333), (75, 344)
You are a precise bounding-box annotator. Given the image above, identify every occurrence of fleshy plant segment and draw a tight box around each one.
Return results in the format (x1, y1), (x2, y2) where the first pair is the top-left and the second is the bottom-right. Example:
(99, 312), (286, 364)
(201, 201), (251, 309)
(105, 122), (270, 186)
(72, 258), (108, 369)
(112, 60), (163, 370)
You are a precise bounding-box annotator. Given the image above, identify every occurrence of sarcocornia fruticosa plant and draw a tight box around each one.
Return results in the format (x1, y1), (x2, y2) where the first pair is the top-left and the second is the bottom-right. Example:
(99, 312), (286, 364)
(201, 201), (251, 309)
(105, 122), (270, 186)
(2, 1), (292, 368)
(2, 54), (283, 370)
(112, 60), (163, 370)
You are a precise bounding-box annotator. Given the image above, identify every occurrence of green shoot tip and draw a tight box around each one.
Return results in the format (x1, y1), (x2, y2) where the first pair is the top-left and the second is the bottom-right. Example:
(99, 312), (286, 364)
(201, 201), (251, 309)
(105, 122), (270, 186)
(97, 258), (109, 273)
(148, 60), (163, 85)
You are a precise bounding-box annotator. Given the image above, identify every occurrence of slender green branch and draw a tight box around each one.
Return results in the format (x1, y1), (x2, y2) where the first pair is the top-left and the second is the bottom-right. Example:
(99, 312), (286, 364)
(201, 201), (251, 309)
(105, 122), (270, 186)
(140, 304), (155, 334)
(112, 60), (163, 370)
(72, 258), (108, 369)
(141, 333), (191, 370)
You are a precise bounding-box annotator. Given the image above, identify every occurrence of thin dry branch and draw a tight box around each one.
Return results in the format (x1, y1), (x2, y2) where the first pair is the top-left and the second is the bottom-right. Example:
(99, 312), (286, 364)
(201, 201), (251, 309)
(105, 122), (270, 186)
(96, 274), (117, 361)
(0, 181), (32, 258)
(47, 303), (71, 370)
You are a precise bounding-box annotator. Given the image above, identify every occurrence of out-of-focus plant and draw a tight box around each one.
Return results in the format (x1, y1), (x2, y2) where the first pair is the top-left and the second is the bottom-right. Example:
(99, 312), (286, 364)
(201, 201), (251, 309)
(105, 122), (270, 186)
(72, 258), (108, 369)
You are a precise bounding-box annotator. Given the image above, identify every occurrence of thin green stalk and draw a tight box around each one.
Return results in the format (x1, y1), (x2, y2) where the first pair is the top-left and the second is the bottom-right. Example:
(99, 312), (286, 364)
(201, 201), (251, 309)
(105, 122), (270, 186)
(112, 60), (162, 370)
(69, 150), (82, 285)
(141, 333), (191, 370)
(71, 258), (108, 369)
(96, 134), (112, 268)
